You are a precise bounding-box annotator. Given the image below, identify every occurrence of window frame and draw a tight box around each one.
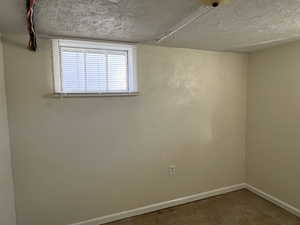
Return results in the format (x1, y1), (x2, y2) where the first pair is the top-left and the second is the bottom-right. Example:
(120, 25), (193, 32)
(52, 39), (138, 96)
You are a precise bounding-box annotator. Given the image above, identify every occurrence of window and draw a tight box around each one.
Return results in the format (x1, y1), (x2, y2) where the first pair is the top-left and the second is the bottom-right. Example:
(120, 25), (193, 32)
(52, 39), (138, 96)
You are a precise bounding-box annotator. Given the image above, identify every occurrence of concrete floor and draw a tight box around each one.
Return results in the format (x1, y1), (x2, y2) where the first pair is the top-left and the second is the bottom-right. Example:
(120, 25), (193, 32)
(106, 190), (300, 225)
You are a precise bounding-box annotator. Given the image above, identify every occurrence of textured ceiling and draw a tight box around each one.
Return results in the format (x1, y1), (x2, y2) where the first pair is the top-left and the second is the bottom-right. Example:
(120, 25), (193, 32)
(1, 0), (300, 52)
(159, 0), (300, 51)
(35, 0), (201, 43)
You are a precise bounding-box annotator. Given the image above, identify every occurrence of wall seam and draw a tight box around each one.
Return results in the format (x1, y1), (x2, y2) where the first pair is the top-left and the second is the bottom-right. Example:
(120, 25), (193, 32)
(0, 33), (18, 225)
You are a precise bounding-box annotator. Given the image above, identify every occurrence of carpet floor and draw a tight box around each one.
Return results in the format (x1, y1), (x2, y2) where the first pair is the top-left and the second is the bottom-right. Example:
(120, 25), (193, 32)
(106, 189), (300, 225)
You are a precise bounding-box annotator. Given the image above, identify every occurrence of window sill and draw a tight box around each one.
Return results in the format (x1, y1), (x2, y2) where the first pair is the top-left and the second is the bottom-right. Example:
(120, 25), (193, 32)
(48, 92), (140, 98)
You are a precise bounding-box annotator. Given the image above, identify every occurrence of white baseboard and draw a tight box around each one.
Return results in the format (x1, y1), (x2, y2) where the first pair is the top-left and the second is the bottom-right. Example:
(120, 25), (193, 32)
(245, 184), (300, 218)
(69, 183), (246, 225)
(69, 183), (300, 225)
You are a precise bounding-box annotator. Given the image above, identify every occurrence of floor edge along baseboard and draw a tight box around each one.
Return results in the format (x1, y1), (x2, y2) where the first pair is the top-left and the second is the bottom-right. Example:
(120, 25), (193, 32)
(69, 183), (300, 225)
(69, 183), (246, 225)
(245, 184), (300, 218)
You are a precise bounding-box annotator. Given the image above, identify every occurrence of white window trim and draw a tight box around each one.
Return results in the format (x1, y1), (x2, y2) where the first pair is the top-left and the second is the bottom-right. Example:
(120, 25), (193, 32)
(52, 39), (138, 96)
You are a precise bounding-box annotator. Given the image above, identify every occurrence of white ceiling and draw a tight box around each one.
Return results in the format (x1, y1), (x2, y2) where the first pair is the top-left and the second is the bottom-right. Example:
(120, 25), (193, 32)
(1, 0), (300, 52)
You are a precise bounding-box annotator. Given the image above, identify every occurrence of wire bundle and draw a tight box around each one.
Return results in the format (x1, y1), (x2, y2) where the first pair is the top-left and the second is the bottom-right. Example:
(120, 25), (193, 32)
(26, 0), (38, 51)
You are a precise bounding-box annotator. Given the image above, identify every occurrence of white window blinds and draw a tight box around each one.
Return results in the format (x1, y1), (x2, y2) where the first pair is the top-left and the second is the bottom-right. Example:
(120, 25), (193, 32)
(52, 40), (137, 95)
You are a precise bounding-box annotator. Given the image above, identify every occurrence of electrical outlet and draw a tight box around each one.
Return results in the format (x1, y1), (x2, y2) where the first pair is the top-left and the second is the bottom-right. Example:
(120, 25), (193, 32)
(168, 165), (176, 176)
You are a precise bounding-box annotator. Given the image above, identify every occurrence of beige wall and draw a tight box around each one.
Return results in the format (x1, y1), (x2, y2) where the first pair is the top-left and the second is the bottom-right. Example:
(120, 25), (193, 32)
(3, 34), (247, 225)
(247, 41), (300, 210)
(0, 36), (16, 225)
